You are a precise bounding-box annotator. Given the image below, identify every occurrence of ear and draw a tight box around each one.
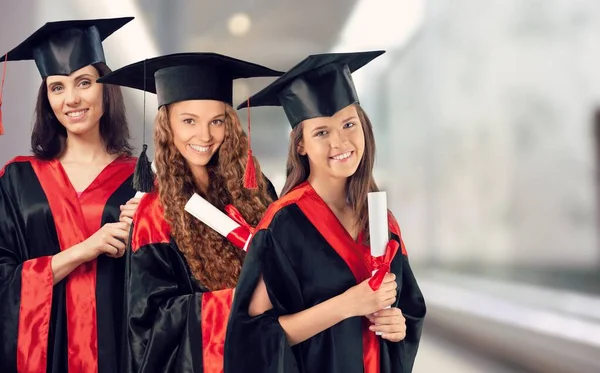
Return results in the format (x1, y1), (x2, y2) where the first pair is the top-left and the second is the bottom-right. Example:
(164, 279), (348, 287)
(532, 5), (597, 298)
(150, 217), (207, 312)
(297, 139), (307, 155)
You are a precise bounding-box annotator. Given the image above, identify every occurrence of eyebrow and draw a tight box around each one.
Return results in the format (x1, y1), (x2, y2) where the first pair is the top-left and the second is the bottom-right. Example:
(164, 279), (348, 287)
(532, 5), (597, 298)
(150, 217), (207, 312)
(211, 113), (226, 120)
(341, 116), (358, 123)
(311, 125), (329, 132)
(47, 73), (94, 85)
(179, 112), (199, 118)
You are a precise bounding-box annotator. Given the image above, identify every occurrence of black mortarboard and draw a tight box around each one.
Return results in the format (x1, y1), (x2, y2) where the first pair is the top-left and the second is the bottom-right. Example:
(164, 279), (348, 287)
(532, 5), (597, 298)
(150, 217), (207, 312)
(97, 52), (282, 191)
(0, 17), (133, 78)
(237, 51), (385, 128)
(96, 52), (283, 108)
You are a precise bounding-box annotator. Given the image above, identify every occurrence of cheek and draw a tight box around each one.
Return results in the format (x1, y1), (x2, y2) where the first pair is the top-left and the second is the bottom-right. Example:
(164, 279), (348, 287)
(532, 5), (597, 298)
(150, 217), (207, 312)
(304, 140), (328, 162)
(47, 95), (62, 115)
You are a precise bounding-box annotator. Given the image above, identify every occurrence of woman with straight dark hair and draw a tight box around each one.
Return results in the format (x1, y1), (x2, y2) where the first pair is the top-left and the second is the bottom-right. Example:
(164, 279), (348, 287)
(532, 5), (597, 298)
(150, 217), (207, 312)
(0, 17), (141, 373)
(225, 51), (426, 373)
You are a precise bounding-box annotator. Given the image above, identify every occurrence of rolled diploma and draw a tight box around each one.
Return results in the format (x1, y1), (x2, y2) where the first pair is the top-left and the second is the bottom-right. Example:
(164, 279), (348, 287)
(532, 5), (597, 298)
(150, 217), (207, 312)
(184, 193), (252, 251)
(185, 194), (240, 237)
(368, 191), (389, 335)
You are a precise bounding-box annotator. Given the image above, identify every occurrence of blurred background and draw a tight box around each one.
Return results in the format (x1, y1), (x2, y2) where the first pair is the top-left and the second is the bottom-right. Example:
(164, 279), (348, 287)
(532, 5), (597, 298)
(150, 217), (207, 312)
(1, 0), (599, 371)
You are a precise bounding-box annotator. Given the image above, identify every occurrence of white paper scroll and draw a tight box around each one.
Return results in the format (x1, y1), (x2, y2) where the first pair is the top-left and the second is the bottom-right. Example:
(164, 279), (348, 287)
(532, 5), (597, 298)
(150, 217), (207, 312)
(368, 191), (388, 258)
(368, 191), (390, 334)
(184, 194), (241, 237)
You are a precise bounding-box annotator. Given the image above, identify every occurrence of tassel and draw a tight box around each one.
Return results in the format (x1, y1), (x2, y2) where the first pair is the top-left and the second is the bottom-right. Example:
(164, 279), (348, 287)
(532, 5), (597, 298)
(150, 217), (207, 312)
(133, 144), (154, 192)
(243, 98), (257, 189)
(0, 54), (7, 136)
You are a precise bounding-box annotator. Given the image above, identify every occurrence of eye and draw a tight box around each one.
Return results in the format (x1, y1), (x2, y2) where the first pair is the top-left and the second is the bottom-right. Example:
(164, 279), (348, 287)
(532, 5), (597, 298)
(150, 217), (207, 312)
(343, 122), (355, 129)
(50, 85), (63, 93)
(78, 80), (91, 88)
(211, 119), (224, 126)
(315, 130), (328, 137)
(183, 118), (195, 125)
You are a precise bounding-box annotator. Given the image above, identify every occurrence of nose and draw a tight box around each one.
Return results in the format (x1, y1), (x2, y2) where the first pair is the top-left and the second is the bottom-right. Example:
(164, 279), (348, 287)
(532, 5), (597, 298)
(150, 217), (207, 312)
(195, 123), (213, 143)
(64, 87), (81, 107)
(329, 128), (348, 149)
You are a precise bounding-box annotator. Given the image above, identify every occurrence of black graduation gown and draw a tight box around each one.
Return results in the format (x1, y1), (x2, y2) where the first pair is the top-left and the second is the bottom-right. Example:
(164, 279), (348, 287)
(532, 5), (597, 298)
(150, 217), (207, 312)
(224, 181), (427, 373)
(0, 155), (137, 373)
(124, 181), (278, 373)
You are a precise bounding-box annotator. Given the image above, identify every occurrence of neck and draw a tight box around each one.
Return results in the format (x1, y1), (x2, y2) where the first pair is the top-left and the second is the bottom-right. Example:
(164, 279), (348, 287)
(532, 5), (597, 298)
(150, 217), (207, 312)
(308, 172), (348, 211)
(60, 125), (114, 164)
(191, 164), (210, 194)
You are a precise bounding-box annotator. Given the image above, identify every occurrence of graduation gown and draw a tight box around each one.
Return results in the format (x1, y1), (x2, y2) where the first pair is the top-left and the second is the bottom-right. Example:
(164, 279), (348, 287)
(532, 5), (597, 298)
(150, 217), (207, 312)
(124, 180), (278, 373)
(0, 155), (137, 373)
(224, 181), (427, 373)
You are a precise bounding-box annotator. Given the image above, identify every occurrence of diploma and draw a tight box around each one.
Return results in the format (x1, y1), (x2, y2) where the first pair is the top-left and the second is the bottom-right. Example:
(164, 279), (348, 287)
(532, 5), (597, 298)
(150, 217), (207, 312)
(184, 193), (253, 251)
(368, 191), (391, 334)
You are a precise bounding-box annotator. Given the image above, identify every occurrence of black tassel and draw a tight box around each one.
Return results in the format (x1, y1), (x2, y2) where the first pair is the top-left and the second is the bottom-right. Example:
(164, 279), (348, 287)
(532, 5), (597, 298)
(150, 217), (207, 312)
(133, 144), (154, 192)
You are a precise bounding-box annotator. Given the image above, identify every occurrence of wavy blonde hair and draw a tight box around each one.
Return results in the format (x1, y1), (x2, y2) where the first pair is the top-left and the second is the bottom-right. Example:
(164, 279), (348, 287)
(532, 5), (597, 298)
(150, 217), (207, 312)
(154, 104), (273, 290)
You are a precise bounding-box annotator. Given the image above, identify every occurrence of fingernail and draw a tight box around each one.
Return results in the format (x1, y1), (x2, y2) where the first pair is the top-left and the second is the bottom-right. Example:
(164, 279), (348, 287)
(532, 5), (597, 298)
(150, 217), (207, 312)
(373, 312), (378, 316)
(369, 326), (375, 331)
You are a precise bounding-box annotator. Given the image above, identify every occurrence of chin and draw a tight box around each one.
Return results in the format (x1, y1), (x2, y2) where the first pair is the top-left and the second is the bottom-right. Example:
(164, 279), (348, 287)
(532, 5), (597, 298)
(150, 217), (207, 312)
(63, 122), (97, 135)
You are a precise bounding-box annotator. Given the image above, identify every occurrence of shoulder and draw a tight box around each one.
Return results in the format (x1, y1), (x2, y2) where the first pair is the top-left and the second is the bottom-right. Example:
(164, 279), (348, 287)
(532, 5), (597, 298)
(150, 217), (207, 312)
(0, 156), (37, 178)
(255, 182), (312, 230)
(131, 191), (171, 252)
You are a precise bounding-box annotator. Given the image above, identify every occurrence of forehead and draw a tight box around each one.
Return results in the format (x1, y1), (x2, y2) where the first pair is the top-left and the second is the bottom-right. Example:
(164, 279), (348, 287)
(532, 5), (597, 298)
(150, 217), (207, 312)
(169, 100), (226, 117)
(302, 104), (359, 130)
(46, 65), (99, 84)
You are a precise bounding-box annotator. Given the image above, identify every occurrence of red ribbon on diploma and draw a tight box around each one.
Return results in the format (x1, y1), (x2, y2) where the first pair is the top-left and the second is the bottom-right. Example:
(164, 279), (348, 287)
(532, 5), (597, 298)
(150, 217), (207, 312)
(368, 239), (400, 290)
(224, 204), (255, 251)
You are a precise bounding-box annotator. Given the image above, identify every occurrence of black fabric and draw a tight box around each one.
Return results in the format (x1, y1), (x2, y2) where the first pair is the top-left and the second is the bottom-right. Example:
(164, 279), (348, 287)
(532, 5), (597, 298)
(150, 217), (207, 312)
(96, 52), (283, 107)
(224, 203), (426, 373)
(236, 51), (385, 127)
(0, 17), (133, 77)
(0, 160), (136, 373)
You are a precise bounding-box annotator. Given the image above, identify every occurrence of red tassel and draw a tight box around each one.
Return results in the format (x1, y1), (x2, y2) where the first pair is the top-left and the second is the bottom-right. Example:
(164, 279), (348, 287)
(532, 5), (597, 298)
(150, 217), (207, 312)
(0, 53), (6, 136)
(243, 98), (257, 189)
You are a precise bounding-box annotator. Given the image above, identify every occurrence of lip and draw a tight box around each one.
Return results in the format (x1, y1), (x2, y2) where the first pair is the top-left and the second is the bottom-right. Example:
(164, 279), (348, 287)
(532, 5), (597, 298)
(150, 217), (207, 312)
(64, 108), (89, 123)
(188, 144), (212, 154)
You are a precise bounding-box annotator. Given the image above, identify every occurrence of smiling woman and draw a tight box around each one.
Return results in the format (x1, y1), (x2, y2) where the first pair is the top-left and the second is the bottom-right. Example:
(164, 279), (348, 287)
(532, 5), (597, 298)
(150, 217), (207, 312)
(31, 62), (130, 160)
(0, 17), (140, 373)
(96, 52), (282, 373)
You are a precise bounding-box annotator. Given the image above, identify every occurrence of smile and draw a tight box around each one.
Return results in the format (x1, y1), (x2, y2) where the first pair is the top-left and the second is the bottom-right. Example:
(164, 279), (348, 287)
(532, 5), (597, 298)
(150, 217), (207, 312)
(329, 151), (353, 161)
(189, 144), (211, 154)
(65, 109), (88, 118)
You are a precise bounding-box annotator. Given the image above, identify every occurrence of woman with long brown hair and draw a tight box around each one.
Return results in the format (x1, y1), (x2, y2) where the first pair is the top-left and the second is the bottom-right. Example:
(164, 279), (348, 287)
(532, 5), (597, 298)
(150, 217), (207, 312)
(0, 17), (141, 373)
(225, 51), (426, 373)
(97, 53), (280, 373)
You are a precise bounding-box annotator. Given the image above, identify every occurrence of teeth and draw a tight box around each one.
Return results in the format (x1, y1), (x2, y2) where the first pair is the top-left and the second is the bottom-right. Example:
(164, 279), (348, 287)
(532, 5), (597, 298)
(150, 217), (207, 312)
(331, 151), (352, 161)
(66, 110), (87, 117)
(190, 144), (210, 153)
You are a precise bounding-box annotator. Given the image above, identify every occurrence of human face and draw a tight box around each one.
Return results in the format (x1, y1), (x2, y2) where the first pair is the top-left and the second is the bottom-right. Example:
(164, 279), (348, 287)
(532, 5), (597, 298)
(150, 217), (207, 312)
(299, 104), (365, 180)
(46, 65), (104, 136)
(168, 99), (226, 170)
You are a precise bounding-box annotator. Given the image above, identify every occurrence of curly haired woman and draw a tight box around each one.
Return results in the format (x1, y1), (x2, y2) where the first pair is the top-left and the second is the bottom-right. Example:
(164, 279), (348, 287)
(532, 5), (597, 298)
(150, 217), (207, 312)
(97, 53), (281, 373)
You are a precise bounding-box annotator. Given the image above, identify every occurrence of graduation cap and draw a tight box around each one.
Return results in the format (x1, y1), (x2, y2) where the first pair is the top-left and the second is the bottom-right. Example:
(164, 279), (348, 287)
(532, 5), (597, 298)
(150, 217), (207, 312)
(97, 52), (283, 190)
(237, 51), (385, 128)
(0, 17), (134, 135)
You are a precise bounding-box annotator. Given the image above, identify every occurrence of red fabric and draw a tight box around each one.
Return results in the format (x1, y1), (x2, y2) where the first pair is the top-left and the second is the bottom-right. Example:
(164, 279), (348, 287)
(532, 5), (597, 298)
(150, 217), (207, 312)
(224, 204), (253, 251)
(27, 156), (134, 373)
(201, 289), (234, 373)
(130, 192), (171, 252)
(243, 98), (257, 189)
(294, 182), (379, 373)
(368, 239), (399, 291)
(17, 256), (54, 373)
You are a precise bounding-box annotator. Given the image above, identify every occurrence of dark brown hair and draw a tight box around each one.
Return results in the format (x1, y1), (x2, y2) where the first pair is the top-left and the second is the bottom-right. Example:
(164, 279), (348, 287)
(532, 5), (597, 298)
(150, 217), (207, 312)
(31, 62), (132, 159)
(154, 104), (274, 290)
(281, 104), (379, 243)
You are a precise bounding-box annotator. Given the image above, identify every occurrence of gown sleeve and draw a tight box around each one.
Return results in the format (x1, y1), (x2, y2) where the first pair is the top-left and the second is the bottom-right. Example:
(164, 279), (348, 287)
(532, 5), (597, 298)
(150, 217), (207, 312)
(0, 170), (54, 373)
(224, 227), (301, 373)
(125, 226), (234, 373)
